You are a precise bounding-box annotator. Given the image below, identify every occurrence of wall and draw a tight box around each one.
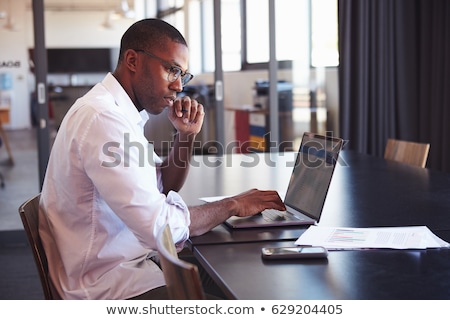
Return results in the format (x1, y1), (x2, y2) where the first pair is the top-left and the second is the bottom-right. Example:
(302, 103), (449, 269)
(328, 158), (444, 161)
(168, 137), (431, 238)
(0, 0), (138, 129)
(0, 0), (30, 129)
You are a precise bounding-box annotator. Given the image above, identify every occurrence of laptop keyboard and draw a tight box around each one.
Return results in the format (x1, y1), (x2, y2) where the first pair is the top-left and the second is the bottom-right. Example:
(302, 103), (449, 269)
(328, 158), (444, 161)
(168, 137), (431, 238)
(262, 209), (305, 222)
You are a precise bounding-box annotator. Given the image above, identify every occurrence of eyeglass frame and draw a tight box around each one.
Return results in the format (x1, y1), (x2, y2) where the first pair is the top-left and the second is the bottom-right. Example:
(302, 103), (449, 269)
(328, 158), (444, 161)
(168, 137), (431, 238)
(134, 49), (194, 86)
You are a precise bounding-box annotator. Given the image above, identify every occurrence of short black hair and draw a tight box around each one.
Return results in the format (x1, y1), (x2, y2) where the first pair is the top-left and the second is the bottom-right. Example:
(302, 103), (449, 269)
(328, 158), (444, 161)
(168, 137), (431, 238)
(118, 18), (187, 62)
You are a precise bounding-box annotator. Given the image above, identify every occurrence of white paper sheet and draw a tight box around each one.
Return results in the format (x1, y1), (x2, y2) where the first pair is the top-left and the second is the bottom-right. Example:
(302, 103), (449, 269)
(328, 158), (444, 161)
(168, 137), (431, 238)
(295, 225), (450, 250)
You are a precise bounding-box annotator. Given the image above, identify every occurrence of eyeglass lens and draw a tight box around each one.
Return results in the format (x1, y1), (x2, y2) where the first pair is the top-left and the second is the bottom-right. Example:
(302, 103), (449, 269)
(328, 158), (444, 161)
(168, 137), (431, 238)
(168, 67), (193, 86)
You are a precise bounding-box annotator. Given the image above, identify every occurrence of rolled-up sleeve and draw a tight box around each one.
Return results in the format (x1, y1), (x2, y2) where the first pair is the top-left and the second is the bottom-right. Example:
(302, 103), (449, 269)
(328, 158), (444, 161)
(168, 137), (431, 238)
(156, 190), (191, 250)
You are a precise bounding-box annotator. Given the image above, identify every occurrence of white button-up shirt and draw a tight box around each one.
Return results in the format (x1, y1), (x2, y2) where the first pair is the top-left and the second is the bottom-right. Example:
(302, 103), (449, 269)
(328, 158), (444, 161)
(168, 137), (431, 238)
(39, 73), (190, 299)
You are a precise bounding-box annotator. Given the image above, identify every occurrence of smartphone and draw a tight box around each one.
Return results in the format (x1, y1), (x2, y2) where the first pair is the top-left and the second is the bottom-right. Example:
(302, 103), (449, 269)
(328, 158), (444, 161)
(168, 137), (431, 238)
(261, 246), (328, 259)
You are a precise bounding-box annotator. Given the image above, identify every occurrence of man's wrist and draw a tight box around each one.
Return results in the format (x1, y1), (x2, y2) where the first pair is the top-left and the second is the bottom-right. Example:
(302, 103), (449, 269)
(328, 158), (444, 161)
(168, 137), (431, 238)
(176, 131), (196, 143)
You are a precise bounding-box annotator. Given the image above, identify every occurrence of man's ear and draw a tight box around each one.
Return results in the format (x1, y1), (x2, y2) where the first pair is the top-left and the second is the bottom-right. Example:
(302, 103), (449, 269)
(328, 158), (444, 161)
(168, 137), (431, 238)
(123, 49), (138, 73)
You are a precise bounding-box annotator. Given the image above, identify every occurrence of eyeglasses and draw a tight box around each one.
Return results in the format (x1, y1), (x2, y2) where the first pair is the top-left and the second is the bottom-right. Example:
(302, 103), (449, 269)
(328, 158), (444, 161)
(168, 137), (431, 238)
(135, 49), (194, 86)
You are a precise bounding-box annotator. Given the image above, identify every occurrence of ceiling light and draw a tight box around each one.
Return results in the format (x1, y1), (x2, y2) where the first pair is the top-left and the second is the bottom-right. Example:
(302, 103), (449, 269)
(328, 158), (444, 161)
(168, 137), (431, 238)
(116, 0), (135, 19)
(100, 11), (115, 30)
(3, 0), (17, 31)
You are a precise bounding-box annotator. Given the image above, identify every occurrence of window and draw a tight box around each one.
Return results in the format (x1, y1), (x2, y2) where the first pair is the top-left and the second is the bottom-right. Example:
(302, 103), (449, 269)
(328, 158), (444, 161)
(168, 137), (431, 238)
(157, 0), (185, 35)
(158, 0), (338, 72)
(244, 0), (338, 68)
(221, 0), (242, 71)
(245, 0), (309, 64)
(187, 0), (242, 73)
(311, 0), (339, 67)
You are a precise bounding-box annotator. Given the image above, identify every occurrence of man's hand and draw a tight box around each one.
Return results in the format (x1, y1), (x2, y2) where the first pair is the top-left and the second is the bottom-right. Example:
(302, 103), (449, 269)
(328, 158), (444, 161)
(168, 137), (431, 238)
(168, 96), (204, 136)
(188, 189), (286, 237)
(230, 189), (286, 217)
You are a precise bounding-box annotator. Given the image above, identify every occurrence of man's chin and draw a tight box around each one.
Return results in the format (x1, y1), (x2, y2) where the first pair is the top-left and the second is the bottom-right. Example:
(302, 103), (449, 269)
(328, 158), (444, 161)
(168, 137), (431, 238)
(145, 106), (168, 115)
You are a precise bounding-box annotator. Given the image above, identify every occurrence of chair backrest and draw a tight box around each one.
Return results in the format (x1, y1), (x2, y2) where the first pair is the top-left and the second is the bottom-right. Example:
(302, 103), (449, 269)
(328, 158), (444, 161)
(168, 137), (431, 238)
(18, 194), (60, 300)
(384, 139), (430, 168)
(156, 224), (205, 300)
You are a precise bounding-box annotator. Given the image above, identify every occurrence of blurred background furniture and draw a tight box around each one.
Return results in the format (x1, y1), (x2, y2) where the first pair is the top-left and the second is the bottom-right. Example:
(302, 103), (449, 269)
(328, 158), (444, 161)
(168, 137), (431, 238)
(384, 138), (430, 168)
(0, 106), (14, 188)
(0, 106), (14, 165)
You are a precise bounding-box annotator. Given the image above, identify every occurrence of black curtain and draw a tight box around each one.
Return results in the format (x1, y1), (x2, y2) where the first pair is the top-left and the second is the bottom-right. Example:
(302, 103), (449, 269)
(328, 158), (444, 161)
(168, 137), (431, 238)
(338, 0), (450, 172)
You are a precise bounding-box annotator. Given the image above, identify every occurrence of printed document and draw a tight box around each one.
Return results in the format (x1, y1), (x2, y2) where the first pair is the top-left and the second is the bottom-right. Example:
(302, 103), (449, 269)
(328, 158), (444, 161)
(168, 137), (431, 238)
(295, 226), (450, 249)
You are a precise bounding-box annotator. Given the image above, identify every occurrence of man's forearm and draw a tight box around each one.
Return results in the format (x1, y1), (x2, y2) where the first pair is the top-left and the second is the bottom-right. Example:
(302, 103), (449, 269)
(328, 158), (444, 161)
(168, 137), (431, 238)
(160, 132), (196, 194)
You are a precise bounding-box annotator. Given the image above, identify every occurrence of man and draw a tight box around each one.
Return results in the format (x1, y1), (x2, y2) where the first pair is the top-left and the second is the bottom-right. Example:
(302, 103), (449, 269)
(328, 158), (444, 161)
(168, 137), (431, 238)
(39, 18), (285, 299)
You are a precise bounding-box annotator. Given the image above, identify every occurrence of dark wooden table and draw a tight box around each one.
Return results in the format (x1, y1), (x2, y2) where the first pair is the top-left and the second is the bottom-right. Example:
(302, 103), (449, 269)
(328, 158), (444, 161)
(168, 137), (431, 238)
(179, 151), (450, 299)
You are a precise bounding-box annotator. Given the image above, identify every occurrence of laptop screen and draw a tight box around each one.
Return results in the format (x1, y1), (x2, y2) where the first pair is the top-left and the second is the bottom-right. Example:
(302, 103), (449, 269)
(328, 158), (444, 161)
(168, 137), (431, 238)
(283, 133), (343, 220)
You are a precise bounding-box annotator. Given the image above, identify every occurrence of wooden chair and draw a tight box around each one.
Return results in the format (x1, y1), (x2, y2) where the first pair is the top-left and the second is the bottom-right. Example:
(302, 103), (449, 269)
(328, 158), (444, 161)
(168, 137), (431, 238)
(156, 224), (205, 300)
(18, 194), (61, 299)
(384, 138), (430, 168)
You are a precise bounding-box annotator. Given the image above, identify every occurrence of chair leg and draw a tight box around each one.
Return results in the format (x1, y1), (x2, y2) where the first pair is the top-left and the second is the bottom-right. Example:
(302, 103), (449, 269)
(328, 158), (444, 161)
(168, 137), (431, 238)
(0, 171), (4, 188)
(0, 122), (14, 165)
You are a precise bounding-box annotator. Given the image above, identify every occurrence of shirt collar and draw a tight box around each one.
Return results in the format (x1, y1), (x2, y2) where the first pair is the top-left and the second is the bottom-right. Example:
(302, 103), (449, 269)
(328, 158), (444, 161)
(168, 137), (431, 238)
(138, 109), (149, 129)
(101, 72), (148, 128)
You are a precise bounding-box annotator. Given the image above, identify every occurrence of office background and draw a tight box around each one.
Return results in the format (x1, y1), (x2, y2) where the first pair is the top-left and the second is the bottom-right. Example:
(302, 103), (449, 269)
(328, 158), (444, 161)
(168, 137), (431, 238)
(0, 0), (449, 213)
(1, 0), (337, 143)
(1, 0), (448, 174)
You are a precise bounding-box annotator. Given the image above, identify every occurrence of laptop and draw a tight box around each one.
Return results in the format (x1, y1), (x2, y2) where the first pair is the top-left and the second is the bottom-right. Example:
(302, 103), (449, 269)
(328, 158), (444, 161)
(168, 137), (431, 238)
(224, 132), (344, 229)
